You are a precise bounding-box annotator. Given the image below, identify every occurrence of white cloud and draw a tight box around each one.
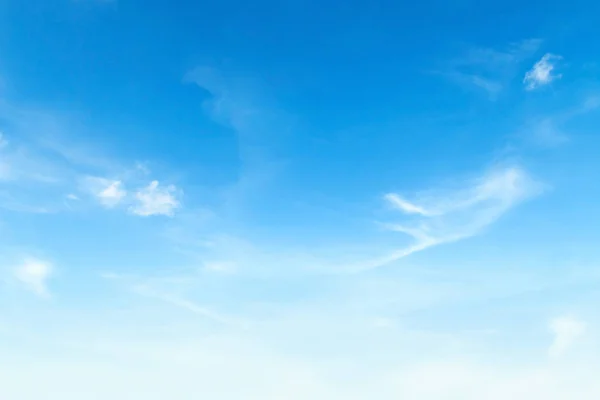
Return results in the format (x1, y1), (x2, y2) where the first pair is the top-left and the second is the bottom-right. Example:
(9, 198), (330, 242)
(99, 181), (126, 206)
(80, 177), (181, 216)
(66, 193), (79, 201)
(548, 316), (586, 358)
(13, 258), (53, 297)
(365, 166), (543, 270)
(129, 180), (179, 217)
(82, 176), (126, 208)
(524, 53), (563, 90)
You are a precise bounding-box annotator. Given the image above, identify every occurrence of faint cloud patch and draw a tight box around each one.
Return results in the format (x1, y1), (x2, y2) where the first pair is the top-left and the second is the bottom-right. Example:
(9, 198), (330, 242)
(527, 118), (569, 147)
(13, 257), (53, 298)
(440, 38), (542, 98)
(518, 94), (600, 148)
(66, 193), (80, 201)
(184, 66), (291, 215)
(129, 180), (180, 217)
(524, 53), (563, 91)
(548, 316), (586, 358)
(203, 260), (237, 274)
(81, 176), (127, 208)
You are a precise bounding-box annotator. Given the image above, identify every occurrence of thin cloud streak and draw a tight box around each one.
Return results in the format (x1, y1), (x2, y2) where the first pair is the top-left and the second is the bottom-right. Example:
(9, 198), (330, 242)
(132, 284), (244, 327)
(354, 166), (544, 272)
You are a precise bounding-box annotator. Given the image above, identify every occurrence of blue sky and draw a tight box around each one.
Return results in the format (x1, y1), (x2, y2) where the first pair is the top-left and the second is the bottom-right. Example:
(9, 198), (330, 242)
(2, 0), (600, 398)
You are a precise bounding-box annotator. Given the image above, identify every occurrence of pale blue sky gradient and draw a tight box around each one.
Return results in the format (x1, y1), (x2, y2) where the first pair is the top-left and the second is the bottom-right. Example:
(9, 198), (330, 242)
(2, 0), (600, 398)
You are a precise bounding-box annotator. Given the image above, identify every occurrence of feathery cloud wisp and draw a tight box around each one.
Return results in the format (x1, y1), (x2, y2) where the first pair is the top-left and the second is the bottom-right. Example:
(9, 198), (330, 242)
(366, 166), (543, 270)
(385, 193), (434, 216)
(524, 53), (563, 91)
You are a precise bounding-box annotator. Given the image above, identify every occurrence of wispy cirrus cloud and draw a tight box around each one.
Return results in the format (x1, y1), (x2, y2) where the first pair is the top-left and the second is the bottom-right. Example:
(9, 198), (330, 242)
(360, 166), (543, 271)
(524, 53), (563, 91)
(153, 164), (543, 277)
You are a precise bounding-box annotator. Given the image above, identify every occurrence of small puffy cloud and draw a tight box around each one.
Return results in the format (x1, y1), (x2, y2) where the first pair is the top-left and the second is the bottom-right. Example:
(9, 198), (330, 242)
(548, 316), (586, 358)
(13, 258), (53, 297)
(81, 176), (181, 216)
(82, 176), (127, 208)
(524, 53), (563, 90)
(129, 180), (179, 217)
